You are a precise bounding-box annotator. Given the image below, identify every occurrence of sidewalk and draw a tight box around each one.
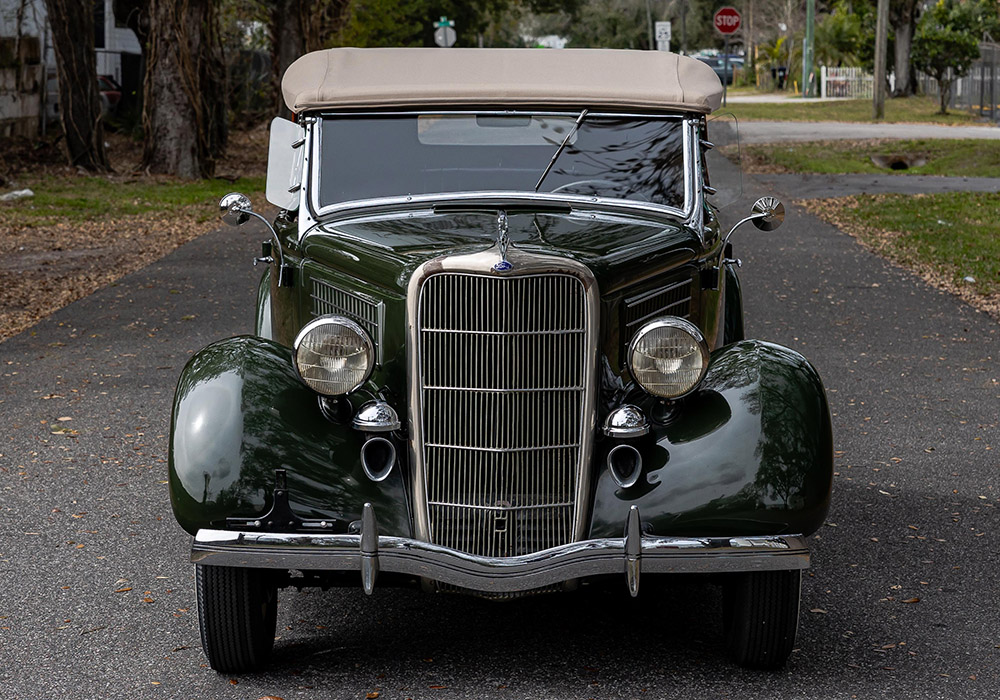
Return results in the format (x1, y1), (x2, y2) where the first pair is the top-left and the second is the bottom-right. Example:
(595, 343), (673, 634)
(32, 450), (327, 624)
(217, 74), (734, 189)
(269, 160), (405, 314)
(725, 93), (849, 103)
(737, 120), (1000, 143)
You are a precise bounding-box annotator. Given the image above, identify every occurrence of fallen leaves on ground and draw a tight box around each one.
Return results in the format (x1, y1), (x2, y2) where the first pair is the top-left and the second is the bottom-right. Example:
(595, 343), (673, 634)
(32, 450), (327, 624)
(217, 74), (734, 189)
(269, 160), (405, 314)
(802, 195), (1000, 322)
(0, 129), (267, 343)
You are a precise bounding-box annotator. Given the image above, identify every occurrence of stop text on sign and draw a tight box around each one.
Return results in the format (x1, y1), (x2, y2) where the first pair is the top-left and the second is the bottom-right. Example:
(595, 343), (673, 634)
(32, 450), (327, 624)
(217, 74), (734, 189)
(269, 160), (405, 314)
(714, 6), (742, 35)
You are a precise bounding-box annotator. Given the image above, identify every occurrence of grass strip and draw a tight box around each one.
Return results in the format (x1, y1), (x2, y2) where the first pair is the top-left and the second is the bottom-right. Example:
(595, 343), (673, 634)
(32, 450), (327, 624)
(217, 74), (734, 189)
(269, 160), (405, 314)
(1, 174), (266, 229)
(718, 96), (981, 125)
(740, 139), (1000, 178)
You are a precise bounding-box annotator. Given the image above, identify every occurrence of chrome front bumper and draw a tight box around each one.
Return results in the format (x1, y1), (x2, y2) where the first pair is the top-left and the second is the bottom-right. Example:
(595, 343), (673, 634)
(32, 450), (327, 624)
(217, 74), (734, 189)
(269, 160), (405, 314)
(192, 505), (809, 597)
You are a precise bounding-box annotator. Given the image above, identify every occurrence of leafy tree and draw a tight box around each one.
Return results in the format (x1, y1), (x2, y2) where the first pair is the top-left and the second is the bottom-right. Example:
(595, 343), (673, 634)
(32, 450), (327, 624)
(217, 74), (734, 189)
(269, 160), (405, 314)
(814, 1), (863, 68)
(336, 0), (568, 48)
(912, 0), (981, 114)
(338, 0), (431, 47)
(560, 0), (715, 51)
(564, 0), (648, 49)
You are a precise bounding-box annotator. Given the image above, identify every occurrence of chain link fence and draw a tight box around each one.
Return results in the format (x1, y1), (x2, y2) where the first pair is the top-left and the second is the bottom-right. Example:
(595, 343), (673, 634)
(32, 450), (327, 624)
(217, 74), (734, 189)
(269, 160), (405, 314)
(918, 42), (1000, 121)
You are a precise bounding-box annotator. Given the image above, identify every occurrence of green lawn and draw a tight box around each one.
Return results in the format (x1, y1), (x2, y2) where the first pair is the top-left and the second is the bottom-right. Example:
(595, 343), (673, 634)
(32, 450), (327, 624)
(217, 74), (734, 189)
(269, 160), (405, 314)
(1, 174), (266, 228)
(809, 192), (1000, 296)
(741, 139), (1000, 178)
(718, 95), (982, 125)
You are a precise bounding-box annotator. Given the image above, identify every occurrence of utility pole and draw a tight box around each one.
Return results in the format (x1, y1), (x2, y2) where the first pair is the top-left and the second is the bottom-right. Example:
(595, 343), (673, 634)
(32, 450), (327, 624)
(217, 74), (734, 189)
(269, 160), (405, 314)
(873, 0), (889, 119)
(644, 0), (654, 50)
(680, 3), (688, 54)
(802, 0), (815, 97)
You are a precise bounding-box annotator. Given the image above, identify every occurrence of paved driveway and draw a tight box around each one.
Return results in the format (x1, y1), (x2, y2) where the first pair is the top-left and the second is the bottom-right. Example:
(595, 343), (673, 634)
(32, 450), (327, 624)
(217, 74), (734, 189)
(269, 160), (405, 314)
(1, 170), (998, 698)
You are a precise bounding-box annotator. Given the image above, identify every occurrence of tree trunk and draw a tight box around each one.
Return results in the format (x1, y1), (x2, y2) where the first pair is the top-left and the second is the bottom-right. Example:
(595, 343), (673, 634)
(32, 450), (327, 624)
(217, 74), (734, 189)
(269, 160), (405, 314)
(939, 77), (950, 114)
(43, 0), (110, 171)
(891, 10), (916, 97)
(143, 0), (225, 179)
(270, 0), (305, 117)
(270, 0), (350, 115)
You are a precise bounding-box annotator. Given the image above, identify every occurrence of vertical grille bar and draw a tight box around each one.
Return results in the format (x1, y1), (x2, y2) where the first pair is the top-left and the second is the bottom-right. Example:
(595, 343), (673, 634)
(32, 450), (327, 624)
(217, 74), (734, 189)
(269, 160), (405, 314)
(417, 272), (588, 558)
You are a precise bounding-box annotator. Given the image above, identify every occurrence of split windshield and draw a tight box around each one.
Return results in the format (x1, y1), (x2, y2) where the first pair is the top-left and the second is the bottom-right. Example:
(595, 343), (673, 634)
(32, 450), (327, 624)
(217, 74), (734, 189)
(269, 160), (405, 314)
(316, 114), (686, 210)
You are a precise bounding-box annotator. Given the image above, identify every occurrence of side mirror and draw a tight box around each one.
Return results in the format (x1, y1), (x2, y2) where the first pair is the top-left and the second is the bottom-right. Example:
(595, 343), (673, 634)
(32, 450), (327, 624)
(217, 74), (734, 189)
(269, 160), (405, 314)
(219, 192), (252, 226)
(723, 196), (785, 246)
(750, 196), (784, 231)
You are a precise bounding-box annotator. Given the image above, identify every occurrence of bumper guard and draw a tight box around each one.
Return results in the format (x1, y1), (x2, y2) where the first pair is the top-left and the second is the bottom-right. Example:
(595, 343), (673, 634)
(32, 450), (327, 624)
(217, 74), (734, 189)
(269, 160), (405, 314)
(192, 504), (809, 597)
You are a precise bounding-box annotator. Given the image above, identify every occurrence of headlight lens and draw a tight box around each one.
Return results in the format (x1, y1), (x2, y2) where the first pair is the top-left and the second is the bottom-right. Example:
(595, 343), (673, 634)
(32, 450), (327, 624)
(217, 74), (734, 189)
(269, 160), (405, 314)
(293, 316), (374, 395)
(628, 317), (709, 398)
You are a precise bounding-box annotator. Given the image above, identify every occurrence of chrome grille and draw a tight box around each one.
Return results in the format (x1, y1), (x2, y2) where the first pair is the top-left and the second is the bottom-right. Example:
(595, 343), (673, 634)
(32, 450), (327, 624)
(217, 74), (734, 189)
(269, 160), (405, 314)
(418, 272), (588, 558)
(311, 278), (384, 362)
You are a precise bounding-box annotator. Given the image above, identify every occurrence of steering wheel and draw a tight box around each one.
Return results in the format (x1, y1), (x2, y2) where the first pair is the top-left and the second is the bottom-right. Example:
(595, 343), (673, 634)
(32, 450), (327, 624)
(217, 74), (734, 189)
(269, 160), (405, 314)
(549, 179), (619, 195)
(549, 179), (652, 202)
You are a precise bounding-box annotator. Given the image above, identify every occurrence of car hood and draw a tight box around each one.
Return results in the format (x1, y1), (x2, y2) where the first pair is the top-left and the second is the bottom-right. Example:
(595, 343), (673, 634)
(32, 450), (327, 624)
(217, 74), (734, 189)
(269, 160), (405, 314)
(300, 208), (703, 297)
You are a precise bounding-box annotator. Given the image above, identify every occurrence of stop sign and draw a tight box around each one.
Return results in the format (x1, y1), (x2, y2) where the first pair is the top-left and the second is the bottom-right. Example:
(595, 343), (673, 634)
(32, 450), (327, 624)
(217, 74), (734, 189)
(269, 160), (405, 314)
(714, 6), (742, 35)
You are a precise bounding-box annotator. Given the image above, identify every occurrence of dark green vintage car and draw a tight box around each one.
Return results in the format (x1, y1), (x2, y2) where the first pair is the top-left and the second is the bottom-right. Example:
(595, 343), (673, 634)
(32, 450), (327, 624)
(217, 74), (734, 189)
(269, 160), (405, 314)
(169, 47), (832, 672)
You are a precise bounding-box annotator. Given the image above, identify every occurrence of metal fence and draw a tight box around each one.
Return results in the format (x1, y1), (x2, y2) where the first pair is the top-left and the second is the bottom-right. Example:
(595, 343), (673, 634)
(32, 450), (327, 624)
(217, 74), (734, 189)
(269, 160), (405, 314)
(820, 66), (874, 99)
(918, 42), (1000, 121)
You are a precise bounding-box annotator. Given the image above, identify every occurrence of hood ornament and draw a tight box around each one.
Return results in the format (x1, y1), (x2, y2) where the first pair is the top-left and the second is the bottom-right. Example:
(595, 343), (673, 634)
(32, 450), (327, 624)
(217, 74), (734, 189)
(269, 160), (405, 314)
(492, 209), (513, 272)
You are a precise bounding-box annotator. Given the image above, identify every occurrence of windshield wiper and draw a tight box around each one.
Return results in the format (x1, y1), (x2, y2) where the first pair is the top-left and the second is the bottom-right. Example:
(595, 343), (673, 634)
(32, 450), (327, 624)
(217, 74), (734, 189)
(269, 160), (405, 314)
(534, 109), (588, 192)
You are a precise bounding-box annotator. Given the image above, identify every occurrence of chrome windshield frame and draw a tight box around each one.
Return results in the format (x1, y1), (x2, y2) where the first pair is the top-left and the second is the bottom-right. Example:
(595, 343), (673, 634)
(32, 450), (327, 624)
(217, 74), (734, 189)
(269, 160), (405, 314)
(303, 110), (702, 239)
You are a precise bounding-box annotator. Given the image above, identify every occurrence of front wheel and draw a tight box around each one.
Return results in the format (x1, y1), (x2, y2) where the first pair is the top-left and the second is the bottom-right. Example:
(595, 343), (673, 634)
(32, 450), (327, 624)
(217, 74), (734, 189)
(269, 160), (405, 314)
(196, 564), (278, 673)
(723, 569), (801, 669)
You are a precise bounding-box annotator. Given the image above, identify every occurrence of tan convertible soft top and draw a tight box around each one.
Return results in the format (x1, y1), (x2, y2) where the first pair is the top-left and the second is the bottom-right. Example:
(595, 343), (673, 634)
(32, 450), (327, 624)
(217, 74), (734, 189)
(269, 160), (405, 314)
(282, 47), (723, 114)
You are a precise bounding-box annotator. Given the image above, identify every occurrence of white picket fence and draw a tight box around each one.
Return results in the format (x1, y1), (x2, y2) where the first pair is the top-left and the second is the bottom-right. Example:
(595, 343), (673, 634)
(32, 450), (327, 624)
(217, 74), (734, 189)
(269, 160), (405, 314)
(820, 66), (874, 99)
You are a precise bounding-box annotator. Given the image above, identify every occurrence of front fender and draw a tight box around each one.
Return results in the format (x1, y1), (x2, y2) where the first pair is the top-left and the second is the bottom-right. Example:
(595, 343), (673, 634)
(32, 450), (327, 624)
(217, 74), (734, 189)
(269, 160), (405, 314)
(168, 336), (411, 536)
(590, 340), (833, 538)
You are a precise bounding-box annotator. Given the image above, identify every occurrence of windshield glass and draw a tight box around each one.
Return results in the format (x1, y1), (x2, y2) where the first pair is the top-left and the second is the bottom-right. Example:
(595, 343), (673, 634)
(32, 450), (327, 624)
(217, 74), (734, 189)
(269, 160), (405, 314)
(316, 114), (686, 210)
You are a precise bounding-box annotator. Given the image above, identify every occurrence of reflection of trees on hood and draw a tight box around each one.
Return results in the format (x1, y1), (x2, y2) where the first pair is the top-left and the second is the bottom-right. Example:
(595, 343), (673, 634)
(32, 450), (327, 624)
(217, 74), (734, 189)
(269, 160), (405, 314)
(177, 338), (357, 520)
(706, 343), (829, 511)
(752, 357), (821, 510)
(706, 343), (763, 417)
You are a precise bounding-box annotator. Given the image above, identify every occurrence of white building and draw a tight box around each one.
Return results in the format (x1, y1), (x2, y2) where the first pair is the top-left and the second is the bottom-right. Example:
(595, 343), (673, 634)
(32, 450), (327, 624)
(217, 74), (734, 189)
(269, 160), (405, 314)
(1, 0), (141, 137)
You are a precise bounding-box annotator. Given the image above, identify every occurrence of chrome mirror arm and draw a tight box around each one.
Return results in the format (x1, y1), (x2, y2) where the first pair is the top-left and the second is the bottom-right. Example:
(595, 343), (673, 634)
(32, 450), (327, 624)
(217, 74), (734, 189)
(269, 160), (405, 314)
(219, 192), (287, 280)
(722, 196), (785, 249)
(723, 212), (766, 247)
(240, 209), (286, 275)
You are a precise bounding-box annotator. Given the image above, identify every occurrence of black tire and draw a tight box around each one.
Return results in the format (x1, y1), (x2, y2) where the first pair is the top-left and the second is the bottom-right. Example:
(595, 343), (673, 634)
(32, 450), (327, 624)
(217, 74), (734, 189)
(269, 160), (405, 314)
(723, 569), (801, 669)
(196, 564), (278, 673)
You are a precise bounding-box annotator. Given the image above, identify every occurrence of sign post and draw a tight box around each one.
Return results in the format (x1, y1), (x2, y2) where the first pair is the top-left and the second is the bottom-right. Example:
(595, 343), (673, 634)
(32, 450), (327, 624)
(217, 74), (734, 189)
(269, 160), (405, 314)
(713, 6), (742, 107)
(433, 16), (456, 48)
(655, 21), (672, 52)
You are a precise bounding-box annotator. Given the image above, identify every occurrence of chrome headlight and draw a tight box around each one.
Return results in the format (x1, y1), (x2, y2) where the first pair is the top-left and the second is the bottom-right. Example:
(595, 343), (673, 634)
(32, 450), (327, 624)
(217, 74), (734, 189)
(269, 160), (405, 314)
(293, 316), (374, 395)
(627, 317), (709, 399)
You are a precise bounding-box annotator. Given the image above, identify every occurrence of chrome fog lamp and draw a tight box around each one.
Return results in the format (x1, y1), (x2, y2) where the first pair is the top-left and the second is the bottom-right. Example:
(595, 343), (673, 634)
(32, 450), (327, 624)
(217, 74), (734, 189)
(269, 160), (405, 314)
(293, 316), (374, 395)
(603, 405), (649, 438)
(628, 317), (709, 399)
(352, 401), (401, 433)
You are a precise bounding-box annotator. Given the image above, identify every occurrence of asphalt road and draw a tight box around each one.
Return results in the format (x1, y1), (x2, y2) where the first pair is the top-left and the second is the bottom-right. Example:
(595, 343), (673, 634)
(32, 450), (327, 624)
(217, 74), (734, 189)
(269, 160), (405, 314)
(2, 169), (998, 699)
